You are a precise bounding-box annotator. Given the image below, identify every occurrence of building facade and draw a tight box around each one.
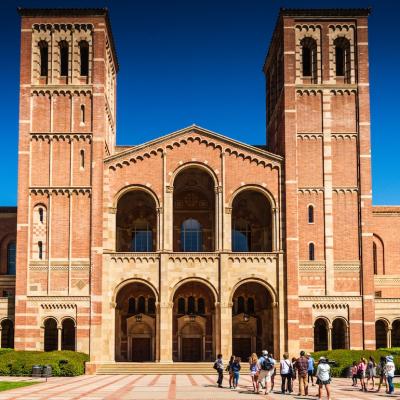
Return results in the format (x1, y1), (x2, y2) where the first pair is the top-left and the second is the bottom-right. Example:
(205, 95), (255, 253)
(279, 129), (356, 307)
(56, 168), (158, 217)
(0, 7), (399, 367)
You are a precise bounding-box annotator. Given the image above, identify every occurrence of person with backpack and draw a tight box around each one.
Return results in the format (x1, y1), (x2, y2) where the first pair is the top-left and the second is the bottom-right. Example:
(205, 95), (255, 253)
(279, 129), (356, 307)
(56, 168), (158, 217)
(376, 356), (387, 392)
(384, 355), (395, 395)
(280, 352), (294, 394)
(296, 351), (309, 396)
(307, 353), (315, 386)
(257, 349), (274, 394)
(316, 356), (331, 400)
(231, 356), (241, 389)
(213, 353), (224, 388)
(366, 355), (376, 390)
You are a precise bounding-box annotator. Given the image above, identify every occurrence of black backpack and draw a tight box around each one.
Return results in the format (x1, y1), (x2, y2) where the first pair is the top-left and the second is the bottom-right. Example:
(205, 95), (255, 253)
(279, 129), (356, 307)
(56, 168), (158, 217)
(261, 357), (273, 371)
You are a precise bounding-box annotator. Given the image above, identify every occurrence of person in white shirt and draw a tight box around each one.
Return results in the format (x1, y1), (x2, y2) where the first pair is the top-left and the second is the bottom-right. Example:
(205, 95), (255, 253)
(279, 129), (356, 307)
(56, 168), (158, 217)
(384, 355), (395, 395)
(257, 349), (274, 394)
(316, 357), (331, 400)
(280, 352), (293, 394)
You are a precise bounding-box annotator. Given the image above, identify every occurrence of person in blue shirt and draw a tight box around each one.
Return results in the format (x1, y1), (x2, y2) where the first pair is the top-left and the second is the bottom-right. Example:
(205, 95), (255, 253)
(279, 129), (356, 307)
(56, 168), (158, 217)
(307, 353), (315, 386)
(231, 356), (242, 389)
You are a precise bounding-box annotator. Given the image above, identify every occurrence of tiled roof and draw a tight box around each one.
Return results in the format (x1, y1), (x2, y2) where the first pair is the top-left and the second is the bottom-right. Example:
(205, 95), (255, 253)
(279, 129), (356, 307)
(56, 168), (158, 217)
(0, 206), (17, 214)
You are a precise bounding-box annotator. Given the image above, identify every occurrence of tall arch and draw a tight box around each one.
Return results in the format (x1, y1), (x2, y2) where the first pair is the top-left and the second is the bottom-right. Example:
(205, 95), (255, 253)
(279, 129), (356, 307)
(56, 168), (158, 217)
(392, 319), (400, 348)
(300, 37), (317, 82)
(372, 234), (385, 275)
(0, 319), (14, 348)
(375, 319), (388, 349)
(44, 318), (58, 352)
(314, 317), (329, 351)
(61, 318), (76, 351)
(332, 318), (349, 349)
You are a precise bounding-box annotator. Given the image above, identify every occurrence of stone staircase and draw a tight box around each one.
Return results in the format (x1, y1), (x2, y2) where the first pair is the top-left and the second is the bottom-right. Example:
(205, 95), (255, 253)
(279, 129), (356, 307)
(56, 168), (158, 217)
(94, 362), (216, 375)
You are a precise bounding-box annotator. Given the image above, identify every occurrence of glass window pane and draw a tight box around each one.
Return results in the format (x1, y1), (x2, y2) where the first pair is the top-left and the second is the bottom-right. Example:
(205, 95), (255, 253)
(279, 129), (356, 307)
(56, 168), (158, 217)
(7, 242), (16, 275)
(132, 230), (152, 252)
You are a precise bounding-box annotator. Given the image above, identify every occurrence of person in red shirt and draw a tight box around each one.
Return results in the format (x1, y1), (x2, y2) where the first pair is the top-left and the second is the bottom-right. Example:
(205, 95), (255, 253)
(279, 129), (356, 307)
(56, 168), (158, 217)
(296, 351), (309, 396)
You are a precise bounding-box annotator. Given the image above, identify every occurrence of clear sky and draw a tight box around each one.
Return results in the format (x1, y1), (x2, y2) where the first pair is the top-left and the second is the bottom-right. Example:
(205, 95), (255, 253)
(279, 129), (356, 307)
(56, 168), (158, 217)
(0, 0), (398, 206)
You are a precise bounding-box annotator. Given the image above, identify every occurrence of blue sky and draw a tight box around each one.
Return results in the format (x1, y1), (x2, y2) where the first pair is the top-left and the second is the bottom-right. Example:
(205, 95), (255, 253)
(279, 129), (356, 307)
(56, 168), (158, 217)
(0, 0), (398, 205)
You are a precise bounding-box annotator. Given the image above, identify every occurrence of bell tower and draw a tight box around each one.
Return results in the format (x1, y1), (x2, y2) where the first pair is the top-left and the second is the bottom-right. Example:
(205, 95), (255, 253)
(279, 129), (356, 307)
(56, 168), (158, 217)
(15, 9), (118, 352)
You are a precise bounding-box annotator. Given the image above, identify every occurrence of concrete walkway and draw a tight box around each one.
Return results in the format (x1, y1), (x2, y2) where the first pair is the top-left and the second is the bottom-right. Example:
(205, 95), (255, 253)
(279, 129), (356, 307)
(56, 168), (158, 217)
(0, 375), (397, 399)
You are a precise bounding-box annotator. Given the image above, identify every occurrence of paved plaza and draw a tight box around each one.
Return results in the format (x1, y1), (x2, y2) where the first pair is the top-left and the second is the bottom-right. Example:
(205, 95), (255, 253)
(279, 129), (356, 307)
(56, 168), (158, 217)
(0, 375), (397, 400)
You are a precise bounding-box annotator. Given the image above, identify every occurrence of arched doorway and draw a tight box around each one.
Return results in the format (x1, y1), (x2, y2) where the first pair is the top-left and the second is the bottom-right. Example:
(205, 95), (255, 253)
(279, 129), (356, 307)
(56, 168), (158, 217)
(44, 318), (58, 351)
(61, 318), (76, 351)
(314, 318), (328, 351)
(173, 167), (215, 252)
(232, 282), (274, 360)
(116, 190), (157, 252)
(332, 318), (349, 350)
(173, 281), (215, 361)
(392, 320), (400, 347)
(115, 282), (157, 361)
(1, 319), (14, 348)
(231, 190), (273, 252)
(375, 320), (388, 349)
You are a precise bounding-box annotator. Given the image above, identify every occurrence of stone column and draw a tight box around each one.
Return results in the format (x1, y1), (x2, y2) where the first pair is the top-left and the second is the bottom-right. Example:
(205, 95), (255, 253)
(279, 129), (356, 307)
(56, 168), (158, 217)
(387, 328), (392, 349)
(164, 187), (173, 251)
(57, 326), (62, 351)
(220, 303), (232, 358)
(0, 327), (2, 348)
(155, 303), (160, 361)
(328, 326), (332, 350)
(159, 303), (173, 362)
(215, 186), (223, 251)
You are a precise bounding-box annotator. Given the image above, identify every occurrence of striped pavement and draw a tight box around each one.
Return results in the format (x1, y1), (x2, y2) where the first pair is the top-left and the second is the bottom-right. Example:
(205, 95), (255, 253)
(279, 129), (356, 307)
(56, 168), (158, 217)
(0, 375), (397, 399)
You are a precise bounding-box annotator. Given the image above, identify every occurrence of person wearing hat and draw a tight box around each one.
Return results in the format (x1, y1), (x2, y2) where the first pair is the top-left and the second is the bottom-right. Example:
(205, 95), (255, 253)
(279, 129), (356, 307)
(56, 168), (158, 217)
(316, 356), (331, 400)
(384, 355), (395, 394)
(257, 349), (274, 394)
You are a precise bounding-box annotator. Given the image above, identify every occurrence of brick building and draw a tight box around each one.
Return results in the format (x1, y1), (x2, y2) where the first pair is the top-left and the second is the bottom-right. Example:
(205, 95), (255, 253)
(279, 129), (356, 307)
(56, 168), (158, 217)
(0, 7), (399, 367)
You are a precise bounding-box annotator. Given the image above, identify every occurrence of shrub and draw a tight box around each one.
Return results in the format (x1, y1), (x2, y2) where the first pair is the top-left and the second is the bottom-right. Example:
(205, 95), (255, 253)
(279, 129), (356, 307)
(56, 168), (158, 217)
(0, 350), (89, 377)
(311, 349), (400, 377)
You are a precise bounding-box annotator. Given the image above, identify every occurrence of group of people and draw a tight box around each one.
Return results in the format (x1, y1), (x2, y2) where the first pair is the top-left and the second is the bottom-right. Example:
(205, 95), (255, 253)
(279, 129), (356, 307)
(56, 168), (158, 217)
(351, 355), (396, 395)
(213, 350), (332, 398)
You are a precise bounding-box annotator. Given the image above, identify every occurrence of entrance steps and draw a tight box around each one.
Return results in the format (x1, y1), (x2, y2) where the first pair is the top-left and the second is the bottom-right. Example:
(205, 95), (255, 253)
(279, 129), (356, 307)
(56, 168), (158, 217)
(93, 362), (215, 375)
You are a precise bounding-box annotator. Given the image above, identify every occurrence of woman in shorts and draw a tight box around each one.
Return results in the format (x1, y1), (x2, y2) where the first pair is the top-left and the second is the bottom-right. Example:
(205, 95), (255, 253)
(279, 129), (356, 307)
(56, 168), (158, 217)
(249, 353), (259, 392)
(316, 357), (331, 400)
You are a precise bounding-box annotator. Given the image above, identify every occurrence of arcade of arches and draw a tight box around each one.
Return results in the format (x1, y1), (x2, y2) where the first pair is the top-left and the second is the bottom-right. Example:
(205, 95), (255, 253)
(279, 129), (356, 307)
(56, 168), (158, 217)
(375, 319), (400, 349)
(313, 318), (349, 351)
(43, 317), (76, 351)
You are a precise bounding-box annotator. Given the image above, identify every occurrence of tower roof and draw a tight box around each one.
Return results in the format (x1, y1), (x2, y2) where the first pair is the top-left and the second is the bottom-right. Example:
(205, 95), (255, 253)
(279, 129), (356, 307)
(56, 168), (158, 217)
(17, 7), (119, 72)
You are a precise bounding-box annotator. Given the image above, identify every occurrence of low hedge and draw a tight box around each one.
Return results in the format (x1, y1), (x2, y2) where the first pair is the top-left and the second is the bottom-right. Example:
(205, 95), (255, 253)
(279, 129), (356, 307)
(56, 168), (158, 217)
(311, 349), (400, 377)
(0, 349), (89, 376)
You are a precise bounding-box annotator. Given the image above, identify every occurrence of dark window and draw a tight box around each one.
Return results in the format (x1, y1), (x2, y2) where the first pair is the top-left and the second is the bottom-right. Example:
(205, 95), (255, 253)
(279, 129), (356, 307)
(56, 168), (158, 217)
(188, 296), (195, 314)
(308, 205), (314, 223)
(131, 226), (153, 252)
(178, 297), (185, 314)
(302, 46), (312, 76)
(301, 37), (317, 80)
(59, 41), (69, 76)
(1, 319), (14, 349)
(138, 296), (145, 313)
(80, 149), (85, 169)
(334, 37), (350, 80)
(335, 46), (344, 76)
(247, 297), (255, 314)
(39, 41), (48, 76)
(237, 296), (245, 314)
(7, 242), (16, 275)
(44, 318), (58, 351)
(373, 242), (378, 275)
(180, 219), (202, 252)
(309, 242), (315, 261)
(80, 105), (85, 124)
(128, 297), (136, 314)
(38, 241), (43, 260)
(148, 297), (156, 314)
(79, 41), (89, 76)
(38, 207), (44, 223)
(232, 223), (251, 252)
(197, 298), (205, 314)
(61, 318), (76, 351)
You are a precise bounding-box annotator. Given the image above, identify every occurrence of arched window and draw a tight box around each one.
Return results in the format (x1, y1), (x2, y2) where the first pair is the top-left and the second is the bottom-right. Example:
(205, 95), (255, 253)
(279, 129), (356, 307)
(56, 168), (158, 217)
(1, 319), (14, 348)
(308, 205), (314, 224)
(309, 242), (315, 261)
(197, 298), (205, 314)
(373, 242), (378, 275)
(59, 41), (69, 77)
(178, 297), (185, 314)
(38, 241), (43, 260)
(375, 320), (388, 349)
(44, 318), (58, 351)
(232, 190), (273, 252)
(7, 242), (16, 275)
(80, 149), (85, 169)
(79, 41), (89, 76)
(334, 37), (350, 80)
(38, 207), (44, 223)
(80, 105), (85, 124)
(61, 318), (76, 351)
(301, 37), (317, 80)
(314, 318), (328, 351)
(180, 219), (202, 252)
(38, 41), (48, 76)
(188, 296), (195, 314)
(128, 297), (136, 314)
(237, 296), (245, 314)
(392, 320), (400, 347)
(138, 296), (145, 313)
(148, 297), (156, 314)
(332, 318), (349, 349)
(247, 297), (255, 314)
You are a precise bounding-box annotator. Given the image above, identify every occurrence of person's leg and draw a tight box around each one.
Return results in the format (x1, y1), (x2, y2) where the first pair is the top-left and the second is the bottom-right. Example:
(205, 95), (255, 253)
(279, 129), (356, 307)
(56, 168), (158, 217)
(288, 376), (292, 393)
(264, 373), (269, 394)
(304, 375), (309, 395)
(217, 368), (223, 386)
(388, 376), (394, 393)
(318, 384), (322, 399)
(299, 375), (305, 396)
(326, 383), (331, 399)
(281, 375), (286, 393)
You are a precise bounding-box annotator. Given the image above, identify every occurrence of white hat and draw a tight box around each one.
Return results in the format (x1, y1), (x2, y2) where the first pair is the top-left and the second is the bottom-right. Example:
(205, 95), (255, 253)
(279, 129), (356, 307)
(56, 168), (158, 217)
(262, 350), (268, 356)
(319, 356), (326, 361)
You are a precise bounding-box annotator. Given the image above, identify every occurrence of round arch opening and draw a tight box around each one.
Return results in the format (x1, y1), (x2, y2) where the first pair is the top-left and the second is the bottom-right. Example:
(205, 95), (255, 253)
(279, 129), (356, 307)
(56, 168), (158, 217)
(0, 319), (14, 349)
(232, 281), (275, 360)
(314, 318), (329, 351)
(172, 280), (216, 361)
(392, 320), (400, 347)
(375, 319), (388, 349)
(332, 318), (349, 350)
(115, 281), (157, 362)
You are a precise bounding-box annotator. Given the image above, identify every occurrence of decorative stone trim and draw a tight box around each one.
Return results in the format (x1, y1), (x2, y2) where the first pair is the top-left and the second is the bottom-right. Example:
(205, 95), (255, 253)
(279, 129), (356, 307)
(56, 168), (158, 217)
(106, 253), (160, 263)
(296, 133), (323, 140)
(375, 298), (400, 303)
(298, 187), (324, 194)
(31, 133), (92, 142)
(168, 254), (219, 263)
(40, 303), (77, 310)
(28, 296), (90, 301)
(334, 262), (360, 271)
(312, 303), (348, 310)
(299, 262), (325, 271)
(30, 188), (91, 196)
(332, 187), (358, 194)
(374, 275), (400, 286)
(331, 133), (358, 139)
(228, 253), (278, 263)
(300, 296), (362, 301)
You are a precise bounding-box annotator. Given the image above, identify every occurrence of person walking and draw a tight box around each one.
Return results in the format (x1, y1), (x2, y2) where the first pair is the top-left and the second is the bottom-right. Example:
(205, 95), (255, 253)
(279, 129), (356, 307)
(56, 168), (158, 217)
(384, 355), (395, 395)
(280, 352), (293, 394)
(357, 357), (367, 392)
(307, 353), (315, 386)
(351, 361), (358, 387)
(269, 353), (277, 393)
(366, 356), (376, 390)
(214, 353), (224, 388)
(249, 353), (260, 393)
(296, 351), (309, 396)
(231, 356), (241, 389)
(316, 356), (331, 400)
(226, 355), (235, 389)
(257, 349), (274, 395)
(376, 356), (387, 392)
